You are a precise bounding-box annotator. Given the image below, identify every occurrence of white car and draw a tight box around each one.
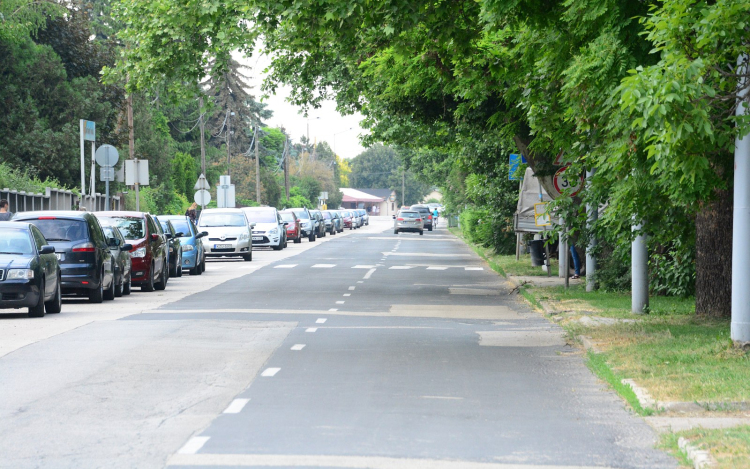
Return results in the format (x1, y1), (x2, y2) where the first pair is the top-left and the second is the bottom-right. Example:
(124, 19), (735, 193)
(242, 207), (287, 251)
(197, 208), (253, 261)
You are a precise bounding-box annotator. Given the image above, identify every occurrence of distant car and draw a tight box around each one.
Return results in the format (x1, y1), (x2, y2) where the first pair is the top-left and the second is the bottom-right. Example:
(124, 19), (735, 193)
(339, 210), (355, 230)
(16, 211), (116, 302)
(332, 211), (344, 233)
(158, 215), (207, 275)
(0, 222), (61, 317)
(95, 211), (169, 292)
(361, 209), (369, 226)
(309, 210), (327, 238)
(101, 225), (133, 297)
(393, 210), (424, 235)
(280, 210), (302, 244)
(325, 210), (342, 234)
(409, 204), (434, 231)
(242, 207), (287, 250)
(155, 217), (184, 277)
(289, 208), (316, 241)
(198, 208), (253, 261)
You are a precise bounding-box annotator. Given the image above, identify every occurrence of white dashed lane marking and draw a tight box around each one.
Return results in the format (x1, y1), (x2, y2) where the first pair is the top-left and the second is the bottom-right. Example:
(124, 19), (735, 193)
(316, 318), (327, 324)
(343, 294), (351, 297)
(363, 268), (377, 279)
(306, 328), (318, 333)
(328, 308), (338, 312)
(352, 265), (376, 269)
(261, 368), (281, 377)
(274, 264), (297, 269)
(312, 264), (336, 268)
(389, 266), (413, 270)
(426, 266), (449, 270)
(465, 267), (484, 271)
(178, 437), (210, 455)
(349, 286), (356, 290)
(223, 399), (250, 414)
(291, 344), (306, 351)
(336, 301), (345, 304)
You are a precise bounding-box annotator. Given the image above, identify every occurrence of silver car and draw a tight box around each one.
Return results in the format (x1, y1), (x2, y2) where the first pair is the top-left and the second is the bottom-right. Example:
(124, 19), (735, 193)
(198, 208), (254, 261)
(393, 210), (424, 235)
(242, 207), (287, 250)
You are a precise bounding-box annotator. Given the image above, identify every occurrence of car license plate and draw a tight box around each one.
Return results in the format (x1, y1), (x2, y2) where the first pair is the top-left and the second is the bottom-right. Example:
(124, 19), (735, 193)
(252, 236), (263, 241)
(55, 253), (65, 261)
(214, 244), (232, 249)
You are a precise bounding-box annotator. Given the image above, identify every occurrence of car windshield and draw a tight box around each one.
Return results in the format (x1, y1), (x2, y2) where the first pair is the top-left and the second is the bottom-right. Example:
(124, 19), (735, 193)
(168, 220), (192, 235)
(28, 218), (89, 242)
(158, 221), (172, 233)
(0, 229), (34, 255)
(323, 212), (331, 219)
(200, 213), (246, 227)
(99, 217), (144, 239)
(293, 210), (309, 220)
(341, 211), (350, 217)
(399, 211), (420, 219)
(244, 210), (277, 224)
(280, 212), (295, 222)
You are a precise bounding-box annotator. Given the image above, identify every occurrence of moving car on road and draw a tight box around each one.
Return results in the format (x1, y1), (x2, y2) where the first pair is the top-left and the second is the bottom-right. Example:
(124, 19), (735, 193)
(158, 215), (207, 275)
(96, 211), (169, 292)
(198, 208), (254, 261)
(393, 210), (424, 235)
(16, 211), (116, 302)
(0, 222), (61, 317)
(280, 210), (302, 244)
(242, 207), (287, 251)
(155, 217), (184, 277)
(409, 204), (434, 231)
(289, 208), (316, 242)
(101, 225), (133, 297)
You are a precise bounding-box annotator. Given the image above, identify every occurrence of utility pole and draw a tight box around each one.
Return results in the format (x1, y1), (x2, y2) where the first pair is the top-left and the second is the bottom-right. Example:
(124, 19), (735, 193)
(586, 168), (598, 292)
(199, 96), (206, 175)
(255, 125), (261, 203)
(401, 170), (405, 207)
(632, 221), (649, 313)
(226, 110), (233, 177)
(284, 138), (290, 200)
(127, 92), (135, 207)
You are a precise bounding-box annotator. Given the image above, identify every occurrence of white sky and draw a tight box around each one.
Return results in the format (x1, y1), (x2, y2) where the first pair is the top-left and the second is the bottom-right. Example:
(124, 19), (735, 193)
(238, 52), (367, 160)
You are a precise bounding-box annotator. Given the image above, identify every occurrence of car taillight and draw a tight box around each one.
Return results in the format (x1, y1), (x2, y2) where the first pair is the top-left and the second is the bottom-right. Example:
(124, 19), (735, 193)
(416, 218), (422, 222)
(38, 216), (56, 220)
(428, 215), (432, 220)
(72, 242), (95, 252)
(397, 218), (404, 221)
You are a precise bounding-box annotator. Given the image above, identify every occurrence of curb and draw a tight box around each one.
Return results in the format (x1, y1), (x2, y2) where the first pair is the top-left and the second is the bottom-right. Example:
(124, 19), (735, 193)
(678, 437), (717, 469)
(577, 335), (600, 354)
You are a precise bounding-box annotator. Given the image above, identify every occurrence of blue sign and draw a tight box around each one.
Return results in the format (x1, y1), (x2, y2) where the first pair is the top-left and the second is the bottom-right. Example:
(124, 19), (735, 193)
(509, 153), (527, 180)
(82, 120), (96, 141)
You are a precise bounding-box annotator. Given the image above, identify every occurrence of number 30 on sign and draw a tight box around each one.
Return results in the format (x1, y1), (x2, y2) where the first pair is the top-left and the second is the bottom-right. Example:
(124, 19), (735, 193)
(552, 166), (584, 197)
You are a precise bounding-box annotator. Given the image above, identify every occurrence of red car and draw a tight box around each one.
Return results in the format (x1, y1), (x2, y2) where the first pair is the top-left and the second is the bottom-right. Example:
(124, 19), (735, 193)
(340, 210), (354, 230)
(280, 210), (302, 244)
(95, 211), (169, 292)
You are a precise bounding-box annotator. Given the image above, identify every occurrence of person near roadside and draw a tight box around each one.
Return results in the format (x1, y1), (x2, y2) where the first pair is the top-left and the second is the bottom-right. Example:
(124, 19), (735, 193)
(0, 199), (12, 221)
(185, 202), (198, 223)
(570, 244), (581, 279)
(432, 208), (439, 228)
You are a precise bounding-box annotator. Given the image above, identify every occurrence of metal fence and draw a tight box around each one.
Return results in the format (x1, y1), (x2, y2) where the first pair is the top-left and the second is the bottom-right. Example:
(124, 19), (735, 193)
(0, 187), (121, 213)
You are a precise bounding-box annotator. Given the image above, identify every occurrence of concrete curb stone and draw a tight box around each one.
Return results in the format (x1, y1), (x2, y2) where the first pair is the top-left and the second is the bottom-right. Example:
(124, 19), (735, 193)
(678, 437), (718, 469)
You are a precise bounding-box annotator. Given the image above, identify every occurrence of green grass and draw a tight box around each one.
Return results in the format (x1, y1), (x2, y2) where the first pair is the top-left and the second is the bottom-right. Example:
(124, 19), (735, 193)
(586, 351), (653, 415)
(660, 426), (750, 468)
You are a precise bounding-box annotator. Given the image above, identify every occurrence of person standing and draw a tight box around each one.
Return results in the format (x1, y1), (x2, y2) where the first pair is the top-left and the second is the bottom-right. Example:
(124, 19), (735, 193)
(0, 199), (12, 221)
(185, 202), (198, 223)
(570, 244), (582, 279)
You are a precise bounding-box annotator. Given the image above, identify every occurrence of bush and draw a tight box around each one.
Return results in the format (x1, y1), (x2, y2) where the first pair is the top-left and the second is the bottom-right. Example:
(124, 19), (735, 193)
(459, 206), (515, 254)
(0, 162), (68, 193)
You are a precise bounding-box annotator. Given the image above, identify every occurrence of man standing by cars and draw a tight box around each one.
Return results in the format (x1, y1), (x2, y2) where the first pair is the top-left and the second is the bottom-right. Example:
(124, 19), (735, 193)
(0, 199), (12, 221)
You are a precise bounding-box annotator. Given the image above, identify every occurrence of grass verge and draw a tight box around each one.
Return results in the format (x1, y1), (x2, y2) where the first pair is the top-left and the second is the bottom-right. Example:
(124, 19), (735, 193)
(586, 350), (652, 416)
(660, 426), (750, 468)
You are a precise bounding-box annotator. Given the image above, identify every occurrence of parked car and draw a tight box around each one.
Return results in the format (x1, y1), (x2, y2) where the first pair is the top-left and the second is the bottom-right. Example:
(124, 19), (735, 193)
(339, 210), (355, 230)
(155, 217), (184, 277)
(353, 209), (364, 228)
(280, 211), (302, 243)
(409, 204), (434, 231)
(325, 210), (342, 234)
(198, 208), (253, 261)
(361, 209), (369, 226)
(309, 210), (327, 238)
(289, 208), (316, 241)
(101, 225), (133, 297)
(158, 215), (207, 275)
(0, 222), (61, 317)
(320, 210), (336, 235)
(95, 211), (169, 292)
(242, 207), (287, 250)
(15, 211), (116, 302)
(393, 210), (424, 235)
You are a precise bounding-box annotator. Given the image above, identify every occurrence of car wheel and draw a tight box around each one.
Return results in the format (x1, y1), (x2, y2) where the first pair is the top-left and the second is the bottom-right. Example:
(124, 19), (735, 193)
(29, 278), (46, 317)
(104, 271), (116, 301)
(428, 225), (433, 231)
(177, 253), (183, 277)
(243, 253), (253, 261)
(89, 271), (105, 303)
(114, 273), (124, 298)
(308, 233), (316, 242)
(272, 243), (283, 251)
(201, 258), (206, 273)
(123, 275), (132, 295)
(45, 275), (62, 314)
(142, 264), (155, 292)
(155, 261), (167, 290)
(420, 230), (424, 236)
(284, 237), (288, 248)
(394, 229), (399, 234)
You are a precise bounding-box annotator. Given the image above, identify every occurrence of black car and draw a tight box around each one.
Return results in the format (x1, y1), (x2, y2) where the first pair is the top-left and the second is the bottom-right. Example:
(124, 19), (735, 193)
(0, 222), (62, 317)
(156, 217), (183, 277)
(309, 210), (327, 238)
(410, 204), (434, 231)
(101, 225), (133, 297)
(14, 211), (116, 303)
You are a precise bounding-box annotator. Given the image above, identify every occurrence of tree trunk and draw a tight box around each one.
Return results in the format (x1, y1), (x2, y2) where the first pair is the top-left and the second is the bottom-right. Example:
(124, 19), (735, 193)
(695, 188), (733, 317)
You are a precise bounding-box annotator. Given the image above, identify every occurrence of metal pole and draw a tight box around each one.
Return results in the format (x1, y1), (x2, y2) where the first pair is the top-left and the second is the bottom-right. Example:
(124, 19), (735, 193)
(632, 221), (649, 314)
(80, 120), (86, 196)
(199, 96), (206, 175)
(284, 139), (290, 200)
(402, 170), (405, 206)
(559, 217), (567, 278)
(516, 233), (521, 261)
(135, 159), (140, 211)
(105, 174), (110, 211)
(255, 125), (261, 203)
(90, 141), (96, 197)
(732, 53), (750, 343)
(564, 226), (569, 289)
(586, 169), (598, 292)
(226, 110), (232, 177)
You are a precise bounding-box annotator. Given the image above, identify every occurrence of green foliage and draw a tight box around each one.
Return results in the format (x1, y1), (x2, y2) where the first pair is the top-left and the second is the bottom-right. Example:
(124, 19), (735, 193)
(0, 0), (62, 42)
(279, 186), (313, 209)
(650, 241), (696, 298)
(172, 152), (198, 199)
(0, 162), (67, 193)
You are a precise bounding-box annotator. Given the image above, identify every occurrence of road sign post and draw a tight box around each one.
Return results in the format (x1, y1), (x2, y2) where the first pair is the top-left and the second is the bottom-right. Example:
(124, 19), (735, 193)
(125, 159), (149, 211)
(95, 144), (119, 211)
(194, 174), (211, 210)
(80, 120), (95, 197)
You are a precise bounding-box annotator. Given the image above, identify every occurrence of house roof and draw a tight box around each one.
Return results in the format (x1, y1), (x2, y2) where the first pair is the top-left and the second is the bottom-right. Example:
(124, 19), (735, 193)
(357, 189), (393, 199)
(339, 188), (385, 203)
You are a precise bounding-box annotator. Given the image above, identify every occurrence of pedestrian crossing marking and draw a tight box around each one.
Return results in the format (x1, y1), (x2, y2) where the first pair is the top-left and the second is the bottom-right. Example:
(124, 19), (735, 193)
(312, 264), (336, 268)
(389, 266), (413, 270)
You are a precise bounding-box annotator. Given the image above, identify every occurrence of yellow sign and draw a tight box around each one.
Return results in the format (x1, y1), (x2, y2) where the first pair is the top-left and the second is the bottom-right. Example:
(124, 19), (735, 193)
(534, 202), (551, 227)
(321, 204), (327, 210)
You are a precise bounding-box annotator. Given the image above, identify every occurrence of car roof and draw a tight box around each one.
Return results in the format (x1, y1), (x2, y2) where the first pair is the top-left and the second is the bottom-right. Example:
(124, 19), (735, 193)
(95, 210), (150, 217)
(15, 210), (96, 221)
(158, 215), (190, 219)
(242, 206), (275, 211)
(0, 221), (31, 229)
(200, 208), (243, 213)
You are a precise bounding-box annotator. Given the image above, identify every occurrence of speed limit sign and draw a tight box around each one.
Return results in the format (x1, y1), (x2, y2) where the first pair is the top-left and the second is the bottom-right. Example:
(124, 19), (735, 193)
(552, 166), (584, 197)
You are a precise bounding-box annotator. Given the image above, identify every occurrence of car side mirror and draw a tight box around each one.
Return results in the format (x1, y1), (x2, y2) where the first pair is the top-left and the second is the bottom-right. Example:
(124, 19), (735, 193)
(196, 231), (208, 239)
(165, 233), (173, 239)
(392, 215), (396, 219)
(108, 237), (121, 247)
(283, 222), (289, 226)
(151, 233), (160, 241)
(250, 223), (256, 229)
(121, 244), (133, 251)
(40, 245), (55, 255)
(174, 232), (184, 238)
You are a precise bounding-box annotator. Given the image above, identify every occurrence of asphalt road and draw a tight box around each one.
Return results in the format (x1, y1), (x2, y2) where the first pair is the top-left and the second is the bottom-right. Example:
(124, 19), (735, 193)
(0, 217), (676, 469)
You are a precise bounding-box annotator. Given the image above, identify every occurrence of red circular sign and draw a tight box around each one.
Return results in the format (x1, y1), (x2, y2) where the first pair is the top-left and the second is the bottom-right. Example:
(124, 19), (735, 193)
(553, 166), (583, 197)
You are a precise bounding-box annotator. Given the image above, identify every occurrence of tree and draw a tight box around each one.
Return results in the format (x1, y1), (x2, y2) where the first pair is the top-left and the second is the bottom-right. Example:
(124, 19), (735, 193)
(0, 0), (61, 42)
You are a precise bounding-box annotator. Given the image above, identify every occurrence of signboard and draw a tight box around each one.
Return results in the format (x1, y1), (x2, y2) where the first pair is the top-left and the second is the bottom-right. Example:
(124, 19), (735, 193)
(194, 189), (211, 206)
(217, 175), (235, 208)
(81, 120), (96, 142)
(509, 153), (527, 180)
(125, 160), (149, 186)
(100, 167), (115, 181)
(194, 174), (210, 191)
(319, 191), (328, 200)
(553, 150), (566, 166)
(95, 144), (119, 167)
(534, 202), (551, 227)
(552, 166), (583, 197)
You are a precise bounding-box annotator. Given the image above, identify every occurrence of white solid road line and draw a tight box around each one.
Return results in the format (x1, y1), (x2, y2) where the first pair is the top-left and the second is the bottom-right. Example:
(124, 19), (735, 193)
(363, 268), (377, 279)
(312, 264), (336, 268)
(177, 436), (210, 455)
(291, 344), (306, 351)
(274, 264), (298, 269)
(223, 399), (251, 414)
(316, 318), (327, 324)
(306, 327), (318, 333)
(336, 301), (345, 304)
(349, 286), (356, 290)
(261, 368), (281, 377)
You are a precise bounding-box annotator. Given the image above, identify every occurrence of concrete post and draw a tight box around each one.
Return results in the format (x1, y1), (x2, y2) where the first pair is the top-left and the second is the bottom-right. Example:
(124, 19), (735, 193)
(559, 217), (568, 278)
(732, 54), (750, 343)
(632, 222), (649, 314)
(586, 169), (598, 291)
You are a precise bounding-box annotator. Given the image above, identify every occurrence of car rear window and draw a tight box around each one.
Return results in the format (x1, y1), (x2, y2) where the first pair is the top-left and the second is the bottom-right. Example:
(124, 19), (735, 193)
(0, 229), (34, 255)
(99, 217), (145, 239)
(199, 213), (246, 227)
(293, 210), (310, 219)
(27, 219), (89, 242)
(399, 212), (420, 218)
(280, 212), (295, 222)
(244, 210), (277, 224)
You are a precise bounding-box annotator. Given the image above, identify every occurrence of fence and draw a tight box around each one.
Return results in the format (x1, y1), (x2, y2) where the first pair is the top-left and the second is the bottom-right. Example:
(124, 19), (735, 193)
(0, 187), (121, 213)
